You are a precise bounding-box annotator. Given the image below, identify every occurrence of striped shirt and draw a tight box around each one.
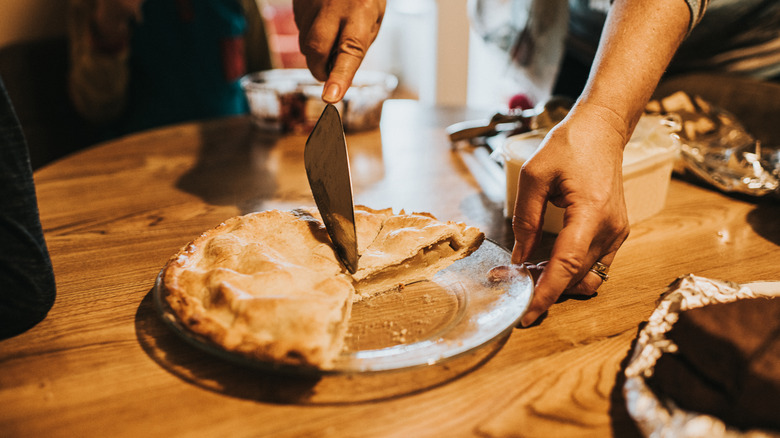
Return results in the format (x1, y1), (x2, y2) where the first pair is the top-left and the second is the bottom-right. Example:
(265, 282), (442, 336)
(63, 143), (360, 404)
(569, 0), (780, 79)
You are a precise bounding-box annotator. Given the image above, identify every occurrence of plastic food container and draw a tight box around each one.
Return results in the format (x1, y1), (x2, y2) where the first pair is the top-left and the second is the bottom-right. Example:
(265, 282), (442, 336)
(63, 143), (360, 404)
(240, 69), (398, 133)
(502, 115), (680, 233)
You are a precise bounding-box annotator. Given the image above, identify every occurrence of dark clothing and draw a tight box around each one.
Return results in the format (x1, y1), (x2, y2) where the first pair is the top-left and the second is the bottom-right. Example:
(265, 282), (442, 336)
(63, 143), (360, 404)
(0, 76), (56, 339)
(123, 0), (250, 134)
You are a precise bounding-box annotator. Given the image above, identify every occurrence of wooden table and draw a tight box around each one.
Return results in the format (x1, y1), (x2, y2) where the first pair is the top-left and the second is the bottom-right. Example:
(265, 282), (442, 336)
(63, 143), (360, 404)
(2, 99), (779, 437)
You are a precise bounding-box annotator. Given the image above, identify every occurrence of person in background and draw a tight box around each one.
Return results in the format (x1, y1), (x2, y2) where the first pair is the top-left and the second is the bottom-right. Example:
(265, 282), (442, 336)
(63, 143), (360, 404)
(2, 0), (274, 339)
(68, 0), (273, 139)
(556, 0), (780, 98)
(292, 0), (780, 327)
(0, 76), (56, 339)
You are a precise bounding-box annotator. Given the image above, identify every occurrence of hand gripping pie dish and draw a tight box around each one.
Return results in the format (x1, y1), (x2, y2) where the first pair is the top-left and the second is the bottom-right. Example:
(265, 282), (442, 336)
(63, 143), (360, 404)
(161, 206), (485, 369)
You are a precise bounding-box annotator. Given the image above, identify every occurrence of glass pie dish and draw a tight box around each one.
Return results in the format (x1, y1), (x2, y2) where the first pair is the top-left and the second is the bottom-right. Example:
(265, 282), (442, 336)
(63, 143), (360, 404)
(153, 239), (533, 376)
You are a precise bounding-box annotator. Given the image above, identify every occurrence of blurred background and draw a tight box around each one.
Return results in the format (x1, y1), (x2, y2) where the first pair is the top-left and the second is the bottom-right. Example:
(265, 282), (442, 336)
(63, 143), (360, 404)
(0, 0), (522, 169)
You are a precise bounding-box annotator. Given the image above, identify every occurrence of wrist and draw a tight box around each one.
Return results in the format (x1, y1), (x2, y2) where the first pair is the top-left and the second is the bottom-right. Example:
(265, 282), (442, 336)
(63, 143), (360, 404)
(564, 100), (633, 153)
(574, 99), (634, 144)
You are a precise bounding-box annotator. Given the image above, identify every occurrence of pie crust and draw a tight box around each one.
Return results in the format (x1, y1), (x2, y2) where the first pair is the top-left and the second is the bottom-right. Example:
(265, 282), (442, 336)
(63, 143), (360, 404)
(162, 206), (484, 369)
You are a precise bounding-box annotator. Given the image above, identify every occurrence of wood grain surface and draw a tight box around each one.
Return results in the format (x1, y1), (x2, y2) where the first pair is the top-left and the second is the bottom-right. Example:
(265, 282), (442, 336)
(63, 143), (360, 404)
(1, 95), (779, 438)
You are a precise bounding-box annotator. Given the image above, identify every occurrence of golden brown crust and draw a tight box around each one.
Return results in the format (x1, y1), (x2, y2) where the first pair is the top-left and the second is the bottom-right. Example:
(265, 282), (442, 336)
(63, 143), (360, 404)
(352, 211), (484, 298)
(162, 206), (484, 369)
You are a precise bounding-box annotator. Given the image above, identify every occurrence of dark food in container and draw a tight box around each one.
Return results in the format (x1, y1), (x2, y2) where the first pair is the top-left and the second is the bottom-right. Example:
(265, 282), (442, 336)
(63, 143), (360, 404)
(623, 275), (780, 438)
(645, 296), (780, 431)
(241, 69), (397, 134)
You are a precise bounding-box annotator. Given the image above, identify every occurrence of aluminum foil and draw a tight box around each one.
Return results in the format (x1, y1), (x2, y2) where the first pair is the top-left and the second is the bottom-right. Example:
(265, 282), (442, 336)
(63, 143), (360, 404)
(646, 92), (780, 198)
(623, 274), (780, 438)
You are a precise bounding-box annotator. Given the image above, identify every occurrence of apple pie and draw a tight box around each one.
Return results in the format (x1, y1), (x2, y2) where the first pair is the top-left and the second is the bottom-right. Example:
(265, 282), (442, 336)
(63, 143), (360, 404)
(162, 206), (484, 369)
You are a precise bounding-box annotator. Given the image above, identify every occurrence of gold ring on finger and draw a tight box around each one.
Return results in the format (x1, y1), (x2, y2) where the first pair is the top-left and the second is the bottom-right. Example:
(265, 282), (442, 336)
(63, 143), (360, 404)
(589, 261), (610, 282)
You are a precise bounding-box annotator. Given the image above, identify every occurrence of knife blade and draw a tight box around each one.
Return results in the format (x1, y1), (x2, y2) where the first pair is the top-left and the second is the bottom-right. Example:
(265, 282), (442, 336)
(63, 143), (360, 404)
(304, 104), (359, 273)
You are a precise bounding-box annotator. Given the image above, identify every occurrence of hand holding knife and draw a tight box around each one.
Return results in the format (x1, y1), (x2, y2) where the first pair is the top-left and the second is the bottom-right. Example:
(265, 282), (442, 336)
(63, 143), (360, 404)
(292, 0), (387, 103)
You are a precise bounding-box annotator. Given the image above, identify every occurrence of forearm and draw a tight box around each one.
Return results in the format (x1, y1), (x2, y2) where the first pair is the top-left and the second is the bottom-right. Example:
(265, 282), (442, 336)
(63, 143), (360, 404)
(578, 0), (691, 143)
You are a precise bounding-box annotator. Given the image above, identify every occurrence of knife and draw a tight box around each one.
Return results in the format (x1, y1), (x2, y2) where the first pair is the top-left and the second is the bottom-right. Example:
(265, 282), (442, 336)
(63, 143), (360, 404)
(304, 104), (359, 274)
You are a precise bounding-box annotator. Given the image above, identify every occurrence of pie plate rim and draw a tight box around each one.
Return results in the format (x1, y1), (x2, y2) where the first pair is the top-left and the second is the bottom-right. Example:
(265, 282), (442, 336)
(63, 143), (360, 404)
(152, 239), (534, 375)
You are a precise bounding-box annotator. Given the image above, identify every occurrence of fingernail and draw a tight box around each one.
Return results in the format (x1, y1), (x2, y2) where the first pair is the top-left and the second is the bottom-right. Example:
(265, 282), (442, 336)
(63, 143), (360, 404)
(520, 311), (537, 328)
(323, 83), (340, 103)
(511, 242), (526, 265)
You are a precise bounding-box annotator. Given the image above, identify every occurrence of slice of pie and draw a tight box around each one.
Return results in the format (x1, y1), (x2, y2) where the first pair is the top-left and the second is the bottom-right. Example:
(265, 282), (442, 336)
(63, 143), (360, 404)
(162, 206), (484, 369)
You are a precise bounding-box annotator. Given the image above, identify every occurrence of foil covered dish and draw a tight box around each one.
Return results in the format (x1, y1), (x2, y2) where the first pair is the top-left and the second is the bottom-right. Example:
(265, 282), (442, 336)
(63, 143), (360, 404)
(624, 274), (780, 437)
(646, 91), (780, 199)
